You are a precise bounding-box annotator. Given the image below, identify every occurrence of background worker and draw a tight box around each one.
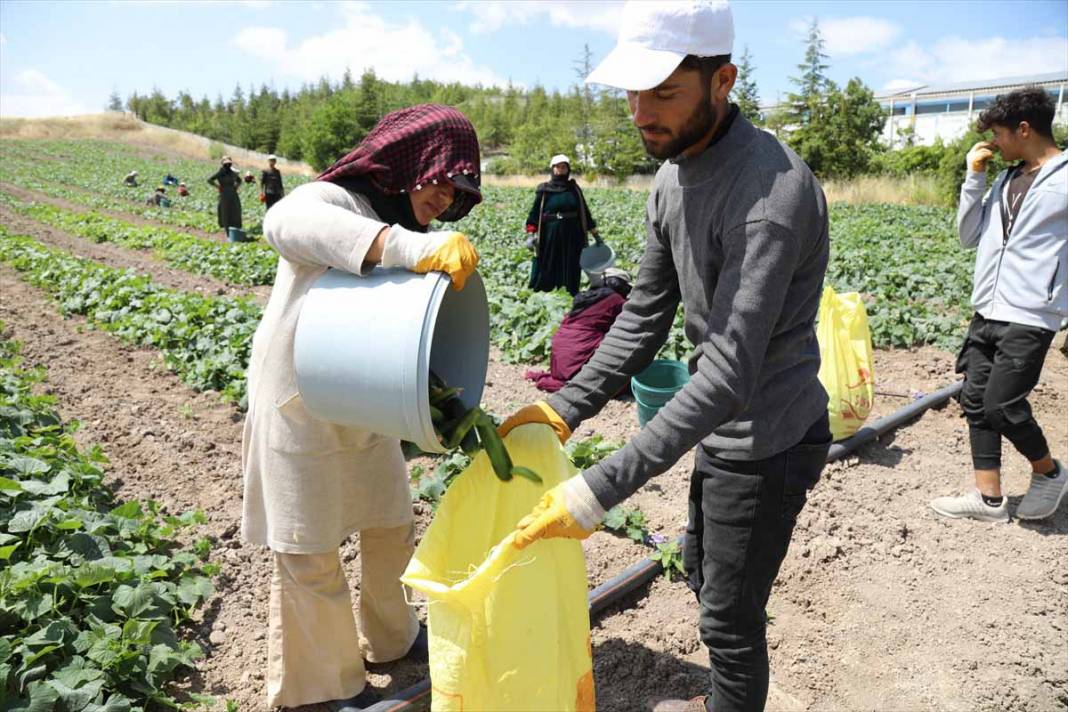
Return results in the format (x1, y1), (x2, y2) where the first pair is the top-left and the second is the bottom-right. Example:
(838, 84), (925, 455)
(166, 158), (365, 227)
(930, 87), (1067, 522)
(123, 170), (138, 187)
(260, 154), (285, 210)
(145, 185), (166, 207)
(207, 156), (242, 238)
(524, 154), (600, 295)
(242, 104), (482, 712)
(502, 2), (831, 711)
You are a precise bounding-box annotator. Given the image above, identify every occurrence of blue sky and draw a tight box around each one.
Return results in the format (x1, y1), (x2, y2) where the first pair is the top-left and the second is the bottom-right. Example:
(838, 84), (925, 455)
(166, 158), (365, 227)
(1, 0), (1066, 117)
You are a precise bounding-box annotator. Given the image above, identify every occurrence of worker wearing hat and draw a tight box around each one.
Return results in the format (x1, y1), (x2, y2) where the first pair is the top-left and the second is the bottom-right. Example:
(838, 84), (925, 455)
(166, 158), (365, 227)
(523, 153), (600, 295)
(502, 2), (831, 710)
(260, 153), (285, 211)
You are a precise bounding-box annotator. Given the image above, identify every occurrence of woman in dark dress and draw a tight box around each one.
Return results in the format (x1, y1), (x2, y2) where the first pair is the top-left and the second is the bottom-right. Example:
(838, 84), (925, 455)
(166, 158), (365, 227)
(523, 154), (599, 295)
(208, 156), (242, 237)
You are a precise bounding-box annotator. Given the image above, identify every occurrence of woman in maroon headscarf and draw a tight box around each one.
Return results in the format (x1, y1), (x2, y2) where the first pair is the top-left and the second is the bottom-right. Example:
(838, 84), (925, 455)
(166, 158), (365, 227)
(241, 105), (482, 711)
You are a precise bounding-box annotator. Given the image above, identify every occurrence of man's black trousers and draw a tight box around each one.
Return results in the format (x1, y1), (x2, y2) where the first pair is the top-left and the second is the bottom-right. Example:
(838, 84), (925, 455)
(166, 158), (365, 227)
(956, 313), (1054, 470)
(684, 413), (831, 712)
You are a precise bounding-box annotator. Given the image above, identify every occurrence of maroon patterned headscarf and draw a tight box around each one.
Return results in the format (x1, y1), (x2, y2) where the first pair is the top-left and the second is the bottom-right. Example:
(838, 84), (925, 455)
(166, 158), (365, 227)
(318, 104), (482, 222)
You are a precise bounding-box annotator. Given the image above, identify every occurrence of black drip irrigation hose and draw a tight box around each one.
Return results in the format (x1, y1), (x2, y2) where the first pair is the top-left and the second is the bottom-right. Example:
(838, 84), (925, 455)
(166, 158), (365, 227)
(364, 380), (964, 712)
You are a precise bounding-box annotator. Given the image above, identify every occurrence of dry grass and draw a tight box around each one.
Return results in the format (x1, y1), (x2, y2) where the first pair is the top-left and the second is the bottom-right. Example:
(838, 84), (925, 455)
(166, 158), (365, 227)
(822, 174), (944, 206)
(0, 112), (316, 175)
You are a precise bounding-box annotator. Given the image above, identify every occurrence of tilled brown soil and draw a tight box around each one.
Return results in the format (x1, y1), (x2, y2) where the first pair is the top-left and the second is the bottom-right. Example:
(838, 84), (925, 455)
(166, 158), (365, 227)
(2, 227), (1066, 711)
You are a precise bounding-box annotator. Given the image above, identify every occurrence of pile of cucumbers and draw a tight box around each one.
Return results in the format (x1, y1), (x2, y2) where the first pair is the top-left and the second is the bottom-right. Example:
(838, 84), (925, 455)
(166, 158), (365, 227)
(429, 371), (541, 484)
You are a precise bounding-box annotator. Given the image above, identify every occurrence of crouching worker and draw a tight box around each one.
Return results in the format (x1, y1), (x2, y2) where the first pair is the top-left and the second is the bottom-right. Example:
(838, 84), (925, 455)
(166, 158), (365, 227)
(241, 104), (483, 711)
(145, 185), (167, 207)
(526, 268), (632, 393)
(502, 3), (831, 711)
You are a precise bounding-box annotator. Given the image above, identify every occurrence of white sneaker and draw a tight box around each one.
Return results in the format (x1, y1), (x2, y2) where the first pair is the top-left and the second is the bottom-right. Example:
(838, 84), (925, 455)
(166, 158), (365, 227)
(1017, 460), (1068, 520)
(930, 488), (1009, 522)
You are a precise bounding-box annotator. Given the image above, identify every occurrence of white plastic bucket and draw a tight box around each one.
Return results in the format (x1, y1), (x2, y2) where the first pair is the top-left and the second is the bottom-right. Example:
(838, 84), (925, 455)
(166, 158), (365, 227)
(293, 268), (489, 454)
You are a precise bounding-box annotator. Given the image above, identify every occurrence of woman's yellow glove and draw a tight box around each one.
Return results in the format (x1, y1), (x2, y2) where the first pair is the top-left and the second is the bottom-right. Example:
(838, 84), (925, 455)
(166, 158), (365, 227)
(498, 401), (571, 444)
(382, 227), (479, 290)
(413, 232), (479, 290)
(514, 481), (597, 549)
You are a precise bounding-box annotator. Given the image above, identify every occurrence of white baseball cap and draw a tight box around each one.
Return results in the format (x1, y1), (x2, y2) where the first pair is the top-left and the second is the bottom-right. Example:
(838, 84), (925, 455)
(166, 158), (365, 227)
(267, 154), (277, 161)
(550, 154), (571, 168)
(586, 0), (734, 91)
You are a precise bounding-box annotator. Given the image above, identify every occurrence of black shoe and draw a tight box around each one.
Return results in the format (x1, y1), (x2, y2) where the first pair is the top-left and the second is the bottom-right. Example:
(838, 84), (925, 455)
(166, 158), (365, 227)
(365, 625), (428, 671)
(325, 687), (381, 712)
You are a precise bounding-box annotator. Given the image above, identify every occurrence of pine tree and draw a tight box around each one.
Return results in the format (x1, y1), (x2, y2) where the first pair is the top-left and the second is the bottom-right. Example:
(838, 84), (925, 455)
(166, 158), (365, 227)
(107, 89), (124, 112)
(790, 19), (830, 104)
(732, 46), (762, 125)
(573, 44), (596, 168)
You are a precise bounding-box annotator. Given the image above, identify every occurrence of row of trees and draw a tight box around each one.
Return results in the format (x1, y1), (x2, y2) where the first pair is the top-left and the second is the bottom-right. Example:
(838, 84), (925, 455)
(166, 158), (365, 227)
(119, 22), (888, 180)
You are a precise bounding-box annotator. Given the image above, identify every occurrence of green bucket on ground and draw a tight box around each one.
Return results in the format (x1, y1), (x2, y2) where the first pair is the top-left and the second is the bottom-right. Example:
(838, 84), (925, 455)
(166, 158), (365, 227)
(631, 359), (690, 426)
(227, 227), (248, 243)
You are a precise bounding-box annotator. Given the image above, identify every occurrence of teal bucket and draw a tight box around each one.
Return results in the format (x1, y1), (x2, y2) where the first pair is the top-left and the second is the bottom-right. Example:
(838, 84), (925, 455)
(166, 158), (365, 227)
(631, 359), (690, 426)
(227, 227), (248, 243)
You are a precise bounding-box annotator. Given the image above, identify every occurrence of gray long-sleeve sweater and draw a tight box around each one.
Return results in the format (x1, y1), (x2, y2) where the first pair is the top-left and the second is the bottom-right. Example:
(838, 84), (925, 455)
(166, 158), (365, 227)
(957, 151), (1067, 332)
(548, 113), (830, 512)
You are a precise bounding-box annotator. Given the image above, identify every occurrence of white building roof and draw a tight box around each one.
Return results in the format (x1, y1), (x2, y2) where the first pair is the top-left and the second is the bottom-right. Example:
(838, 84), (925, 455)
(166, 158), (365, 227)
(877, 72), (1068, 100)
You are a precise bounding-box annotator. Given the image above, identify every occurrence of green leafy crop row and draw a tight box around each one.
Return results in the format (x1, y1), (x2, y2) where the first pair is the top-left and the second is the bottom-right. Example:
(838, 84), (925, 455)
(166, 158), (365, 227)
(0, 229), (260, 405)
(1, 193), (279, 287)
(0, 332), (216, 710)
(0, 138), (311, 235)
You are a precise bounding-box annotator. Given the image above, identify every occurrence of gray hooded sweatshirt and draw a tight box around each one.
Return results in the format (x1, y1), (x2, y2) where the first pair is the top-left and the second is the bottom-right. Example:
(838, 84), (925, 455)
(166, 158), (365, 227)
(958, 150), (1068, 332)
(547, 113), (830, 513)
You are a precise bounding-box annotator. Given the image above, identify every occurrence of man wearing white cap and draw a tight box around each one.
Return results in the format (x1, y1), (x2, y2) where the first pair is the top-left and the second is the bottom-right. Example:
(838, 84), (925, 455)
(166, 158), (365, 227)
(501, 2), (831, 710)
(261, 154), (285, 210)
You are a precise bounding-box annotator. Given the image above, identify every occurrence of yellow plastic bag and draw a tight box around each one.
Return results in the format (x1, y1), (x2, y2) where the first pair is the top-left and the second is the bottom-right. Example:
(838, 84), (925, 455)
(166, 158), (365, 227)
(401, 425), (595, 711)
(817, 285), (875, 441)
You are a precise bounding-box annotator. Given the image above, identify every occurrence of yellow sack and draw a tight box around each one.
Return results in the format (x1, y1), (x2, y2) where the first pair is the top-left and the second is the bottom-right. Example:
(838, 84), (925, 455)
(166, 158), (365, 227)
(401, 425), (595, 711)
(817, 285), (875, 441)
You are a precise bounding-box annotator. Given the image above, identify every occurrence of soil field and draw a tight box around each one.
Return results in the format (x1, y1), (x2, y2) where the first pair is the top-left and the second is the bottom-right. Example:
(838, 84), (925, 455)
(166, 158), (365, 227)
(2, 199), (1066, 712)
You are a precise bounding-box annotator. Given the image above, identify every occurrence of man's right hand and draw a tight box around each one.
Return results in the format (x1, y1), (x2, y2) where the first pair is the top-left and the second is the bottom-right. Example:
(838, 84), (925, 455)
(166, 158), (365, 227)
(966, 141), (995, 173)
(498, 401), (571, 444)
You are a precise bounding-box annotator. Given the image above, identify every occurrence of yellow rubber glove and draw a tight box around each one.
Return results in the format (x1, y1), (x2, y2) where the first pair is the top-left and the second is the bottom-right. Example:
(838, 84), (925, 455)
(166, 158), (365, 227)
(381, 227), (480, 290)
(497, 400), (571, 444)
(966, 141), (995, 173)
(413, 232), (480, 291)
(514, 482), (595, 549)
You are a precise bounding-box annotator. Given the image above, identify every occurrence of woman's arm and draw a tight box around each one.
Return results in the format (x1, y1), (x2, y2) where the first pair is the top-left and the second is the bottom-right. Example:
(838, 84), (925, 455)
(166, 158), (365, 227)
(262, 181), (391, 275)
(525, 191), (542, 233)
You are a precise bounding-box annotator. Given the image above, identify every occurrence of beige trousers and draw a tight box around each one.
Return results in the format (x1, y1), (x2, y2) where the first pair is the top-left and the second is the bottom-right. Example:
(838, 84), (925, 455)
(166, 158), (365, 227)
(266, 524), (420, 708)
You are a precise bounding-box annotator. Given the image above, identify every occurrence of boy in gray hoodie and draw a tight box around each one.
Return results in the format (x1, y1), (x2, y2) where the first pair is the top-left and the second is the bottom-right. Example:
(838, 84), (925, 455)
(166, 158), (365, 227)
(931, 87), (1067, 523)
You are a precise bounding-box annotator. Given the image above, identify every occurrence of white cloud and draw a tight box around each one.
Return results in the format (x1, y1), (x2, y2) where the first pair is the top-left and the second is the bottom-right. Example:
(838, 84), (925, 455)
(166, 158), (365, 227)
(0, 69), (89, 118)
(453, 1), (622, 35)
(881, 78), (925, 94)
(233, 3), (511, 87)
(886, 35), (1068, 88)
(120, 0), (273, 5)
(789, 16), (902, 57)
